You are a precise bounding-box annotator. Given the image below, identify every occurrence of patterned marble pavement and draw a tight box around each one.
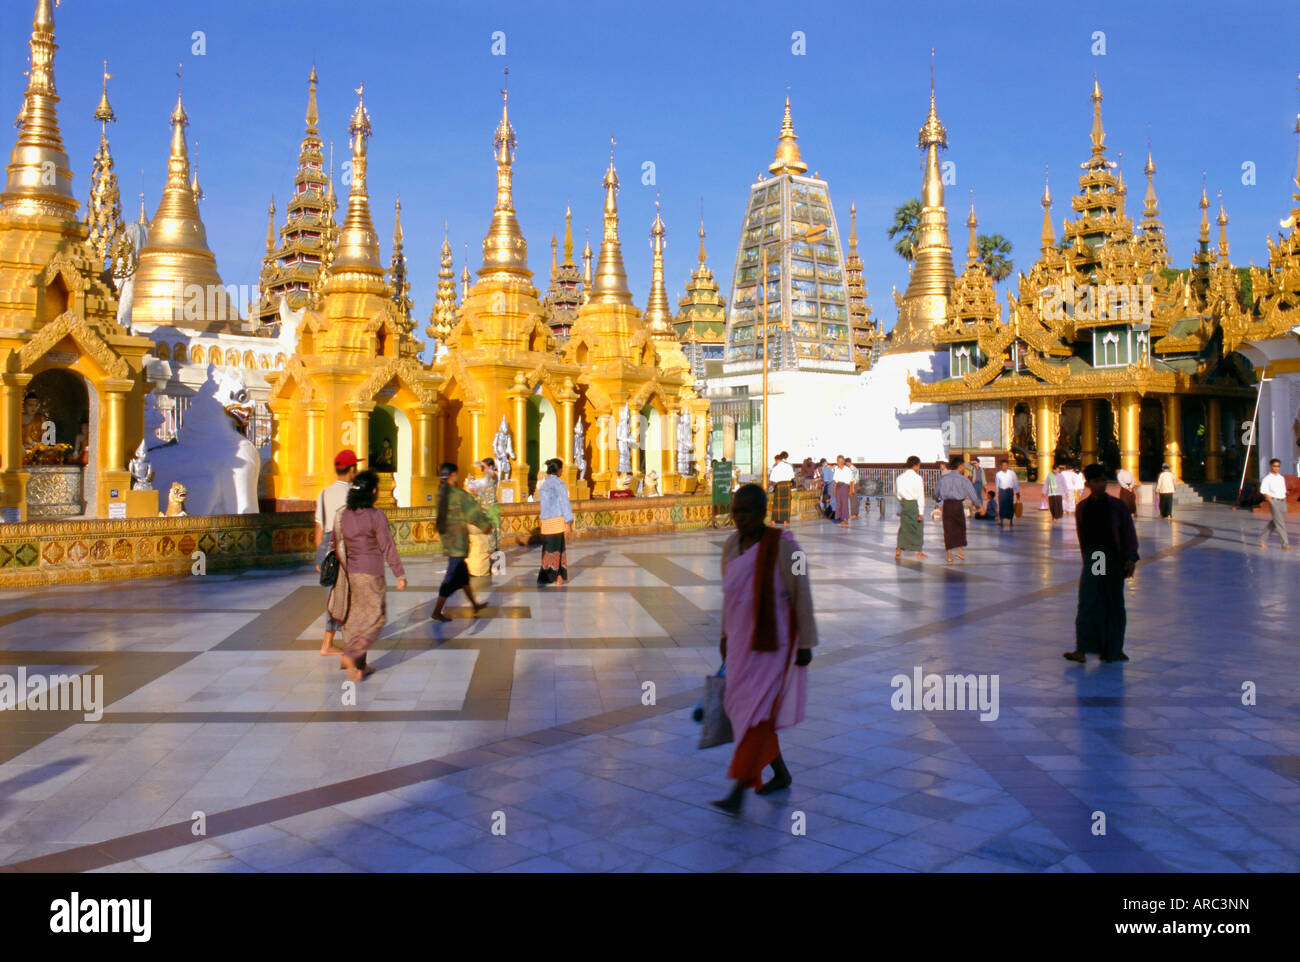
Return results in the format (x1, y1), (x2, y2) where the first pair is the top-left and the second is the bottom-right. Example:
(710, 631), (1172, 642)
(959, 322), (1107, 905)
(0, 499), (1296, 873)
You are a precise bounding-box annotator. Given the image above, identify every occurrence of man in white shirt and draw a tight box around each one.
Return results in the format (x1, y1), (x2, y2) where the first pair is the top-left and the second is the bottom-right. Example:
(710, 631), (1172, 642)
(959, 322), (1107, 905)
(315, 449), (360, 655)
(832, 455), (855, 525)
(768, 451), (795, 525)
(894, 455), (926, 560)
(994, 458), (1021, 529)
(1155, 463), (1176, 519)
(1258, 458), (1292, 550)
(1115, 465), (1137, 515)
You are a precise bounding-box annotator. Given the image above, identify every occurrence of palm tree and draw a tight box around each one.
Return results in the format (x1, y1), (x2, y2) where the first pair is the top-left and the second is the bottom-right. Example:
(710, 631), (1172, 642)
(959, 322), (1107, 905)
(888, 199), (921, 263)
(976, 234), (1013, 282)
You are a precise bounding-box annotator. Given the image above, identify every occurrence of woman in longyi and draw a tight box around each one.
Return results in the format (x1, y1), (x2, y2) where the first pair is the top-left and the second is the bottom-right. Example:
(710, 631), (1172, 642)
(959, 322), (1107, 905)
(713, 483), (817, 816)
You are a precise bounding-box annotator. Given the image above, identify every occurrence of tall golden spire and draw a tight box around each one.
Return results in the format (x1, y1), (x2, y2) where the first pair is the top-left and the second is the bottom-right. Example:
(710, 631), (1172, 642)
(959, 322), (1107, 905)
(1141, 144), (1160, 222)
(305, 64), (319, 135)
(1216, 191), (1230, 261)
(587, 140), (633, 304)
(1198, 182), (1210, 244)
(697, 209), (708, 267)
(264, 196), (276, 253)
(563, 204), (575, 263)
(1040, 168), (1055, 252)
(461, 244), (471, 299)
(768, 96), (808, 176)
(331, 83), (381, 272)
(550, 233), (558, 271)
(130, 79), (241, 331)
(1089, 76), (1106, 159)
(428, 226), (459, 341)
(889, 53), (956, 353)
(480, 78), (529, 277)
(2, 0), (77, 216)
(389, 196), (411, 318)
(644, 197), (674, 335)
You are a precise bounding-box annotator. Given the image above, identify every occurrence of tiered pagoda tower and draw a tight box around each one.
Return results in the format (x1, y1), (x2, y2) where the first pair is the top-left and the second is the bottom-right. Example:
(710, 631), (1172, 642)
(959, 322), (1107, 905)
(843, 204), (883, 369)
(85, 63), (133, 286)
(0, 0), (154, 521)
(426, 227), (459, 348)
(542, 206), (583, 340)
(256, 67), (337, 334)
(674, 214), (727, 379)
(912, 78), (1256, 484)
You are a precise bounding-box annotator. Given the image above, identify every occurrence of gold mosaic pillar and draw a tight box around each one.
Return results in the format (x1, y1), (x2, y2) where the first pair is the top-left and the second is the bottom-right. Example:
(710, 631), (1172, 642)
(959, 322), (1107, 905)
(347, 400), (373, 473)
(304, 399), (326, 494)
(1205, 397), (1222, 483)
(1119, 392), (1141, 477)
(1080, 398), (1098, 466)
(1163, 394), (1182, 480)
(592, 411), (611, 497)
(0, 373), (32, 519)
(1035, 395), (1055, 482)
(409, 403), (437, 509)
(660, 408), (682, 494)
(99, 378), (134, 518)
(556, 379), (587, 499)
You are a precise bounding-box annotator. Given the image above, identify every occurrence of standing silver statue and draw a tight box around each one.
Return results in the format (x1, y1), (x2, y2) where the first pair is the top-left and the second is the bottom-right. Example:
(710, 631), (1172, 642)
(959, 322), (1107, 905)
(704, 415), (714, 475)
(492, 416), (515, 482)
(675, 411), (693, 477)
(615, 403), (633, 476)
(573, 415), (587, 476)
(128, 438), (154, 491)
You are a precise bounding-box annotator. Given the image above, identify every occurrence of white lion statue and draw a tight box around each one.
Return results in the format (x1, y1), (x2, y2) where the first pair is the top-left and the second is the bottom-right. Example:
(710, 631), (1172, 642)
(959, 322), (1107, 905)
(148, 366), (260, 515)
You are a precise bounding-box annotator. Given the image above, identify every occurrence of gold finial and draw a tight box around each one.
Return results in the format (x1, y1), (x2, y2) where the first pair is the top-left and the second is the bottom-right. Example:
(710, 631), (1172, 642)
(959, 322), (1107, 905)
(481, 79), (528, 275)
(2, 0), (77, 213)
(1143, 140), (1160, 219)
(393, 196), (403, 245)
(588, 145), (633, 304)
(429, 224), (459, 340)
(550, 232), (558, 269)
(848, 202), (859, 252)
(1216, 190), (1230, 260)
(919, 53), (947, 150)
(1089, 75), (1106, 156)
(460, 243), (471, 298)
(190, 163), (202, 204)
(769, 95), (808, 176)
(306, 64), (319, 135)
(1040, 166), (1055, 251)
(581, 226), (593, 302)
(698, 200), (707, 267)
(265, 196), (276, 252)
(563, 204), (574, 264)
(645, 195), (673, 334)
(137, 190), (146, 224)
(966, 190), (979, 265)
(1198, 176), (1210, 243)
(95, 61), (115, 125)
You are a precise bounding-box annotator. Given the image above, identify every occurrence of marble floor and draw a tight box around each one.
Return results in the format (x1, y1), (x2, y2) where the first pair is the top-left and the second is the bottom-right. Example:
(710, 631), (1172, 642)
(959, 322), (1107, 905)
(0, 499), (1296, 873)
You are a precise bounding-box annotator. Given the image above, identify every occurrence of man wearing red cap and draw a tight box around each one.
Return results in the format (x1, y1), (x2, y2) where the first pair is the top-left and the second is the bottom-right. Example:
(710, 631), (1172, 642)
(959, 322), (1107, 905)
(316, 449), (361, 656)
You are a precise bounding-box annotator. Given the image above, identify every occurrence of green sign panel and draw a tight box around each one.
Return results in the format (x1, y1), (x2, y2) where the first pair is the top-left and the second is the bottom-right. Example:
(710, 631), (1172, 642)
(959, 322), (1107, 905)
(711, 461), (733, 507)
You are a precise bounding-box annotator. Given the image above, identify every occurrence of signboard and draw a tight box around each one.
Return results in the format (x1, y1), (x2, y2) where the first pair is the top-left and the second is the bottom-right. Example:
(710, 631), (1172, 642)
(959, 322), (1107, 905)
(711, 461), (733, 507)
(108, 502), (126, 519)
(609, 489), (633, 499)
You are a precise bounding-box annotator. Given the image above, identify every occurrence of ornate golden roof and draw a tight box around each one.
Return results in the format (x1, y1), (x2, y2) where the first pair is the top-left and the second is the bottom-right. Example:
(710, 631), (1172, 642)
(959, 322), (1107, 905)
(130, 88), (241, 332)
(543, 205), (582, 334)
(768, 97), (808, 176)
(1, 0), (77, 219)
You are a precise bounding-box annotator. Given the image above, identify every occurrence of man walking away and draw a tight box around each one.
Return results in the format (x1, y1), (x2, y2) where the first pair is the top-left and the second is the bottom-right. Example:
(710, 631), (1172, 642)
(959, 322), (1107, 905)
(315, 449), (361, 657)
(1258, 458), (1292, 551)
(1116, 464), (1137, 516)
(1066, 463), (1139, 664)
(995, 458), (1020, 529)
(936, 454), (978, 563)
(1156, 463), (1176, 519)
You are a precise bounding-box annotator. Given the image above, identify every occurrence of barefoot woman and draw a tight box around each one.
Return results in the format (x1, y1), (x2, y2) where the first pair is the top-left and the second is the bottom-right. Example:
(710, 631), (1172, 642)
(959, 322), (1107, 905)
(713, 483), (817, 816)
(432, 462), (492, 622)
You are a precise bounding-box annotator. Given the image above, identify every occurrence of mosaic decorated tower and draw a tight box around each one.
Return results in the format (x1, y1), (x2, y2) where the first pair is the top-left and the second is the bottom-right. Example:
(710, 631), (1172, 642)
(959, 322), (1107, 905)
(674, 214), (727, 380)
(542, 206), (583, 341)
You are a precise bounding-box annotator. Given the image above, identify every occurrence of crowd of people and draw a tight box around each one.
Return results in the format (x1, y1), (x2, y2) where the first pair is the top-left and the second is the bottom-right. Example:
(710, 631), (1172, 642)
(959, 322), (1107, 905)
(308, 440), (1291, 818)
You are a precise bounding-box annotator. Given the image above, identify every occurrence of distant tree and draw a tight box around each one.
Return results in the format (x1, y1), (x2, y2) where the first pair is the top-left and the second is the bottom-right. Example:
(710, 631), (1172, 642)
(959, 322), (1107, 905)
(888, 199), (921, 264)
(977, 234), (1013, 282)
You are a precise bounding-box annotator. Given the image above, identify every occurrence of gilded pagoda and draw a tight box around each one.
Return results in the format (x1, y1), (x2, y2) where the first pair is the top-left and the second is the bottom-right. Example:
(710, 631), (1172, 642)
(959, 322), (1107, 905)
(673, 215), (727, 379)
(911, 79), (1259, 484)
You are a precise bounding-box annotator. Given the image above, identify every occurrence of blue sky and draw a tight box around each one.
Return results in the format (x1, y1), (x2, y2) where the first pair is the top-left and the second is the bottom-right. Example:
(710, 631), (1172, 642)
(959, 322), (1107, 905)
(4, 0), (1298, 339)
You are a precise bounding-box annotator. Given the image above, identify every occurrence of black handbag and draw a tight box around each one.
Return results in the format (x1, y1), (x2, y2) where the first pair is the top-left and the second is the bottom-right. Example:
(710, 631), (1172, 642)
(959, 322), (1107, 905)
(317, 491), (340, 586)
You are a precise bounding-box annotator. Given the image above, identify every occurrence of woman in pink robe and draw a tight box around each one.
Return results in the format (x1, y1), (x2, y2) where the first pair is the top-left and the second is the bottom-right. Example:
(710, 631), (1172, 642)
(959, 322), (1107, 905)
(713, 483), (818, 816)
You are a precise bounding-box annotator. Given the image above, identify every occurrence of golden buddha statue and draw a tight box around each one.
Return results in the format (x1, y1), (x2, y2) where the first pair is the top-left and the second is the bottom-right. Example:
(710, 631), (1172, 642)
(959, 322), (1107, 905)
(21, 392), (45, 462)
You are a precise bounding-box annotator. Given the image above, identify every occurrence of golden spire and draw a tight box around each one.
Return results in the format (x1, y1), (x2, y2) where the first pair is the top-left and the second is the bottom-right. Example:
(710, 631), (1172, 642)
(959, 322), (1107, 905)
(87, 61), (127, 268)
(190, 165), (202, 205)
(768, 96), (808, 176)
(331, 83), (382, 272)
(847, 202), (859, 254)
(644, 196), (674, 334)
(1040, 167), (1054, 252)
(428, 226), (459, 341)
(563, 204), (574, 264)
(1198, 181), (1210, 244)
(130, 80), (241, 331)
(461, 244), (471, 299)
(965, 193), (979, 265)
(550, 233), (558, 270)
(1216, 190), (1230, 261)
(890, 53), (956, 353)
(387, 196), (412, 320)
(137, 191), (147, 225)
(480, 76), (529, 276)
(1142, 144), (1160, 221)
(306, 64), (319, 135)
(587, 140), (633, 304)
(581, 226), (593, 299)
(264, 196), (276, 253)
(1089, 76), (1106, 158)
(2, 0), (77, 216)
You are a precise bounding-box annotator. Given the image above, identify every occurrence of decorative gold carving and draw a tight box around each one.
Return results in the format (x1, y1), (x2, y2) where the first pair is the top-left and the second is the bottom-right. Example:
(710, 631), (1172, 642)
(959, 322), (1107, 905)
(18, 311), (131, 379)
